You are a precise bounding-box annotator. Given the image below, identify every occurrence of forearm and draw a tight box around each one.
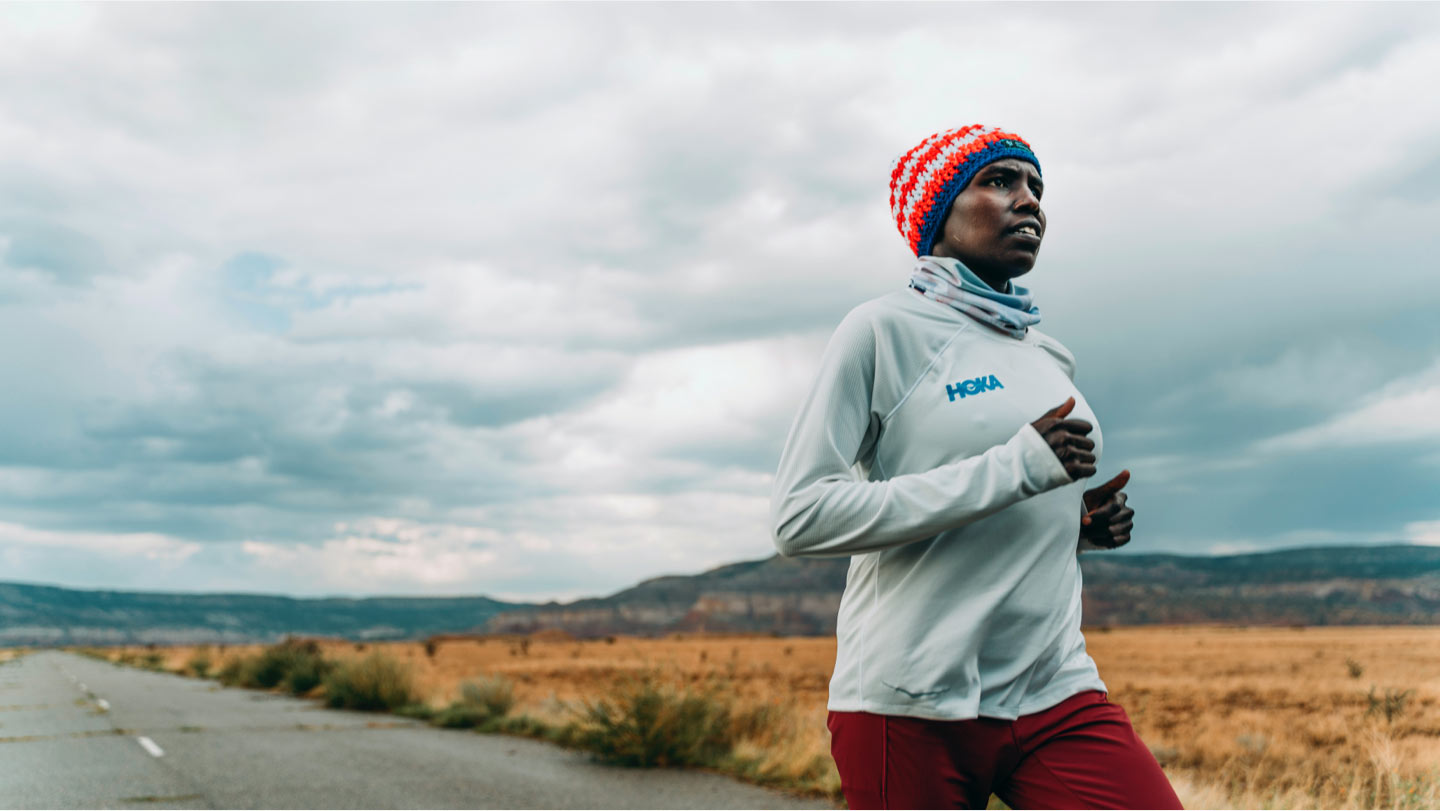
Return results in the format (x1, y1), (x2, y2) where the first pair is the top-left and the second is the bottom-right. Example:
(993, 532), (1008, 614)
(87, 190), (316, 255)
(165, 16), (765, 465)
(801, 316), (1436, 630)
(772, 424), (1072, 557)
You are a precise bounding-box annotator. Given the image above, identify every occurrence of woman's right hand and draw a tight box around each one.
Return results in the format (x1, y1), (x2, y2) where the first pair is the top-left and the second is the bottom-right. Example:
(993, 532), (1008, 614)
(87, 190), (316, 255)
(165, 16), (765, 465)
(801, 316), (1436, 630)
(1030, 397), (1095, 480)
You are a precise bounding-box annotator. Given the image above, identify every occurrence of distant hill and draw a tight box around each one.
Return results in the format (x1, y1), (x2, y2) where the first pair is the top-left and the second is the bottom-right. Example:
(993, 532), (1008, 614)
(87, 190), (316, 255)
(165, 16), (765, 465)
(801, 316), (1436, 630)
(1079, 544), (1440, 626)
(0, 583), (517, 646)
(487, 544), (1440, 636)
(486, 555), (847, 637)
(5, 545), (1439, 646)
(487, 555), (848, 637)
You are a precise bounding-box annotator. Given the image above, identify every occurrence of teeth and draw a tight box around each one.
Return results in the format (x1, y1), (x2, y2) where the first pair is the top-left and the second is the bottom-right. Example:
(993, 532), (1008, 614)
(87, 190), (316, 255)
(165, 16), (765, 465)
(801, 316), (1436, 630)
(1016, 226), (1037, 236)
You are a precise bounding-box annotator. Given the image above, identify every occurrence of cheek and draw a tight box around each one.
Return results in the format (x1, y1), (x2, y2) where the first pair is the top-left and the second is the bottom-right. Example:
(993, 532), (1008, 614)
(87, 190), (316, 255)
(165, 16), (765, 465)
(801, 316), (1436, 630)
(946, 200), (987, 241)
(966, 195), (1006, 224)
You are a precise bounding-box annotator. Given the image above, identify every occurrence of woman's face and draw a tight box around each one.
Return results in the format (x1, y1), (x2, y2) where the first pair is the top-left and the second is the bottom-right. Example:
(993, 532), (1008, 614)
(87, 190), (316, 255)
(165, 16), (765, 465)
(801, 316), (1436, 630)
(930, 158), (1045, 288)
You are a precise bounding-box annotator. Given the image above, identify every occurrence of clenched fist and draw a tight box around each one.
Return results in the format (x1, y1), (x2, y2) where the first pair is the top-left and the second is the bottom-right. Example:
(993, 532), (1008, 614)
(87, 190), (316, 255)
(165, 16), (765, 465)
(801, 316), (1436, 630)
(1081, 470), (1134, 550)
(1030, 397), (1095, 481)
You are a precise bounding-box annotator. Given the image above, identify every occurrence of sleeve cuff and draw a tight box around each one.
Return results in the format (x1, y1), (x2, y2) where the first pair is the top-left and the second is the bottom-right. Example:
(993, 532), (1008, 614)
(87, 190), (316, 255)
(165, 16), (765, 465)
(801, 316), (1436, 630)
(1015, 422), (1073, 493)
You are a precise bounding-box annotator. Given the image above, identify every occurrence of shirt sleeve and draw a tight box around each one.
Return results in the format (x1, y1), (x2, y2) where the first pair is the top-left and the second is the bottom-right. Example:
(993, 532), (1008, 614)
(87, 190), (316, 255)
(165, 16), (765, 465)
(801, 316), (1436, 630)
(770, 310), (1074, 558)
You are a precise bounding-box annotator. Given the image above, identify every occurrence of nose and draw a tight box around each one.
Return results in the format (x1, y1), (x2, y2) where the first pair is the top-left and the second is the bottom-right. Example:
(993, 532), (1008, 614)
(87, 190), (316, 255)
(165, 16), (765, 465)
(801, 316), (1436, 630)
(1014, 184), (1041, 212)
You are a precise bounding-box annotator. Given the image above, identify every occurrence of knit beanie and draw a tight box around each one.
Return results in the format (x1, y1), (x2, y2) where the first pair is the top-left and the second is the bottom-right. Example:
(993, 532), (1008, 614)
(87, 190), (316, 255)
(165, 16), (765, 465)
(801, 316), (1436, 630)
(889, 125), (1042, 257)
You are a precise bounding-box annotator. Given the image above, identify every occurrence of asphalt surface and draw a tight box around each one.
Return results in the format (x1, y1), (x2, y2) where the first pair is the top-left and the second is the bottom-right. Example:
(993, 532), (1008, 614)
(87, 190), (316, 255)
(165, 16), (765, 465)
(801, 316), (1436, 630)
(0, 651), (833, 810)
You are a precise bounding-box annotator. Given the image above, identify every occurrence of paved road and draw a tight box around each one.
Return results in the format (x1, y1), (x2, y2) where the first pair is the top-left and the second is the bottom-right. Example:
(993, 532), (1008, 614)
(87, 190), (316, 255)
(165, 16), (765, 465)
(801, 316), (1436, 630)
(0, 651), (833, 810)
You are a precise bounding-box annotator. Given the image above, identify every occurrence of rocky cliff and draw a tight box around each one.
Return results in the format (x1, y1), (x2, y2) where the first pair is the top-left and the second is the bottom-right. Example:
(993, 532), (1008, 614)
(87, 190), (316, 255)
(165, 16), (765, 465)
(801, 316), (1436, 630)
(486, 555), (846, 636)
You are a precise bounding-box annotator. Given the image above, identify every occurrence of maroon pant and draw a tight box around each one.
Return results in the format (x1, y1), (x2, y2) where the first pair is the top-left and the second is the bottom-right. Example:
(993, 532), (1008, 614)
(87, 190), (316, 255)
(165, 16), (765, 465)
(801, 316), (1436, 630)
(828, 690), (1182, 809)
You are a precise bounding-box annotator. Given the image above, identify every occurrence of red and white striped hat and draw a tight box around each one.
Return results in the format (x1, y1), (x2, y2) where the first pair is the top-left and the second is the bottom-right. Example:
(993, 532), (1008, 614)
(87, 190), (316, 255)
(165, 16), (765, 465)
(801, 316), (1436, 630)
(889, 125), (1041, 257)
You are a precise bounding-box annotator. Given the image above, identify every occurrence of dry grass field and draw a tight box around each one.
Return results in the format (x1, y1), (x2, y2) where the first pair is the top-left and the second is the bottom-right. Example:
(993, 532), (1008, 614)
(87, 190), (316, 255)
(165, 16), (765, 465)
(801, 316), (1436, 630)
(96, 626), (1440, 809)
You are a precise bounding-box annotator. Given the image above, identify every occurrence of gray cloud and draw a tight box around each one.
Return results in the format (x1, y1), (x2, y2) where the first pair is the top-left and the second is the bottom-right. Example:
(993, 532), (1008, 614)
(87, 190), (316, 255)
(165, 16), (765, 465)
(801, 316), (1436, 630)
(0, 219), (110, 284)
(1, 3), (1439, 598)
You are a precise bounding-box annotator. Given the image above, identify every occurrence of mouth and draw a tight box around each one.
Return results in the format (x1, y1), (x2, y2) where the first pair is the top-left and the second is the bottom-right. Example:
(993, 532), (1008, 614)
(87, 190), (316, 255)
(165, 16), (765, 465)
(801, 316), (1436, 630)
(1007, 221), (1042, 240)
(1005, 222), (1042, 251)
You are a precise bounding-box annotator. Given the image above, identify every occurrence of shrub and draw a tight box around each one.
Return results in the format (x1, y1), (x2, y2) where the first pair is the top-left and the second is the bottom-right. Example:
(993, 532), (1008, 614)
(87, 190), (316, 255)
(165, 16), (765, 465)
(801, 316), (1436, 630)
(212, 640), (331, 694)
(217, 657), (247, 686)
(729, 701), (782, 741)
(227, 639), (327, 692)
(436, 703), (494, 729)
(570, 676), (737, 768)
(433, 676), (516, 729)
(1346, 657), (1365, 679)
(282, 653), (332, 695)
(460, 677), (515, 719)
(395, 703), (437, 722)
(140, 652), (165, 671)
(247, 640), (323, 689)
(502, 714), (559, 740)
(323, 652), (416, 712)
(1365, 685), (1415, 724)
(246, 649), (288, 688)
(186, 649), (213, 679)
(719, 700), (816, 788)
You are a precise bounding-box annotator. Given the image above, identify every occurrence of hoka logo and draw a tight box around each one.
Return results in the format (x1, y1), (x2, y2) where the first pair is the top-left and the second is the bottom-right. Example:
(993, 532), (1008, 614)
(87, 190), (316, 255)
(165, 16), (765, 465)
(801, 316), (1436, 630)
(947, 375), (1004, 401)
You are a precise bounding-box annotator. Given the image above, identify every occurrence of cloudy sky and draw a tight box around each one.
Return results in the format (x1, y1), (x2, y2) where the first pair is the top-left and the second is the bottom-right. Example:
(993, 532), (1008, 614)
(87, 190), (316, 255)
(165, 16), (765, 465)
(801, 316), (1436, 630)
(2, 3), (1438, 601)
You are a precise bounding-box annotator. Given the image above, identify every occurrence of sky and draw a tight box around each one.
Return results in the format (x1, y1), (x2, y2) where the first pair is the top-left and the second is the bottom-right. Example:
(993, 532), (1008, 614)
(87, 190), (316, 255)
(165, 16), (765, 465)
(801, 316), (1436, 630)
(2, 3), (1439, 601)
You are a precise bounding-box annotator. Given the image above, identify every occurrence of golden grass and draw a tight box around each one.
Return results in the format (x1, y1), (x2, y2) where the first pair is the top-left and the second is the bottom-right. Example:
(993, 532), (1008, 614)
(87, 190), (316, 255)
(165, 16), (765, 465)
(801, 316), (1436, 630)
(95, 627), (1440, 809)
(1086, 626), (1440, 809)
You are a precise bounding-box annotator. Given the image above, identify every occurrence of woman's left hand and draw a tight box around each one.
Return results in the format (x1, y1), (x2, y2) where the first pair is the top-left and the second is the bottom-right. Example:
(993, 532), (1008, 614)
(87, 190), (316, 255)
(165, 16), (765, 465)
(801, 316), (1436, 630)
(1080, 470), (1133, 549)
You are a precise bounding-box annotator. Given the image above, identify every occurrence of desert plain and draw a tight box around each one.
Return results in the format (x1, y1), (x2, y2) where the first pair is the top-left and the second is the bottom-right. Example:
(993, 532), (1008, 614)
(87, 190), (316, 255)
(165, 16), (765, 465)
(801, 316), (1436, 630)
(87, 625), (1440, 810)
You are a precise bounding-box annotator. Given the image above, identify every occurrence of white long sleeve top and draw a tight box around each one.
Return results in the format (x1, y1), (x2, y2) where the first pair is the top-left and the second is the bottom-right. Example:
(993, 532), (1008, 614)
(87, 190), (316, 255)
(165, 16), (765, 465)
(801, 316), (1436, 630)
(771, 289), (1108, 720)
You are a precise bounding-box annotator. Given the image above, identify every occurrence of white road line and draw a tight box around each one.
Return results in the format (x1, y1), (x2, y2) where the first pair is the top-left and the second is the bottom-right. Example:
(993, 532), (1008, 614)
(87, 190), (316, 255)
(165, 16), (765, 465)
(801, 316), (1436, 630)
(136, 736), (164, 758)
(97, 699), (110, 710)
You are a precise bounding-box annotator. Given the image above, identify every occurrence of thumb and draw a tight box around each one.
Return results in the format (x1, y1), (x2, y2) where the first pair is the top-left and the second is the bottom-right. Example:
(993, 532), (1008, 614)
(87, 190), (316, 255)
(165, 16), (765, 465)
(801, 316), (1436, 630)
(1041, 396), (1075, 421)
(1085, 470), (1130, 515)
(1100, 469), (1131, 493)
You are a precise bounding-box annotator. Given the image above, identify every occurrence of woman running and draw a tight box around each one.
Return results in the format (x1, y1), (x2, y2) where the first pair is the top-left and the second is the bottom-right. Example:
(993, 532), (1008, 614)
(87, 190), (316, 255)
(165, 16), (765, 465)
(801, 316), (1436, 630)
(770, 125), (1183, 809)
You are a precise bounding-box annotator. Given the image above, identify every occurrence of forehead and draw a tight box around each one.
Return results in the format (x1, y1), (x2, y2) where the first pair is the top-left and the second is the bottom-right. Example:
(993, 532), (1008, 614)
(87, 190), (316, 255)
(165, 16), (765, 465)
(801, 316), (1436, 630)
(976, 158), (1042, 180)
